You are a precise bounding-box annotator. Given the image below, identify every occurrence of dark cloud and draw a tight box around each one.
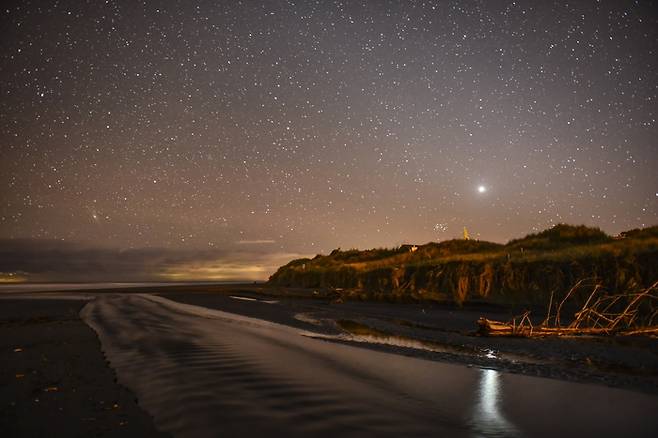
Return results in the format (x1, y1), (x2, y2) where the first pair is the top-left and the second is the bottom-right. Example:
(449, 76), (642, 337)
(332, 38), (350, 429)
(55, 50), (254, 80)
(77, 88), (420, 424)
(0, 239), (302, 282)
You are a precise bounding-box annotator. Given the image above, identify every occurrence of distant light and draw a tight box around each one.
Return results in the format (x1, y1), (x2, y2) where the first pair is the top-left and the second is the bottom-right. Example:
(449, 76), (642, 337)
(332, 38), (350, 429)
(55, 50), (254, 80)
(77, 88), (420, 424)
(478, 185), (487, 193)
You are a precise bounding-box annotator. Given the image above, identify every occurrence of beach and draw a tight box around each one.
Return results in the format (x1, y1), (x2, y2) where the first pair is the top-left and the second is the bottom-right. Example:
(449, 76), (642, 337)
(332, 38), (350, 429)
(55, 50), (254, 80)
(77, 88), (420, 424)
(160, 284), (658, 395)
(0, 297), (168, 437)
(2, 284), (658, 437)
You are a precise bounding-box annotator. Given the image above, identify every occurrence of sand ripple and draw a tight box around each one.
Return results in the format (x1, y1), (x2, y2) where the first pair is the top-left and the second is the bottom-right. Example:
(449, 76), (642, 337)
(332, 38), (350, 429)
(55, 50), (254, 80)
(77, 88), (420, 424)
(81, 294), (658, 438)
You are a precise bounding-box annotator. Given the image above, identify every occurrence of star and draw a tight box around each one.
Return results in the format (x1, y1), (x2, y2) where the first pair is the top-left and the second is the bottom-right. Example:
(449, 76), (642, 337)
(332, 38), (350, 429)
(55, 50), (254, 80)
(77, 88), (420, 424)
(0, 1), (655, 281)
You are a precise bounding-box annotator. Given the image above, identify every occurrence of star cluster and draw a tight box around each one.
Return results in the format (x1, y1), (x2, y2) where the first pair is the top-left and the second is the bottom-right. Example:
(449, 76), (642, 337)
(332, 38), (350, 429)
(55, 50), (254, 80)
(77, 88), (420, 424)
(1, 1), (657, 279)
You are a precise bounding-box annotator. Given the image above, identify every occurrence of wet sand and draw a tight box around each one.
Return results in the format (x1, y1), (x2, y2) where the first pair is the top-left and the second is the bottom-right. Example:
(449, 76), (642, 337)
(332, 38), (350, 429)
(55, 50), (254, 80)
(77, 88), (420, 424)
(160, 286), (658, 395)
(2, 284), (658, 437)
(0, 298), (168, 437)
(82, 293), (658, 437)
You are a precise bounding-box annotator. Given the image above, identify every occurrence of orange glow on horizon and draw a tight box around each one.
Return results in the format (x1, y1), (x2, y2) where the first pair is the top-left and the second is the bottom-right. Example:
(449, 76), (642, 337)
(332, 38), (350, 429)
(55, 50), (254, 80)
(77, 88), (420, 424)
(0, 272), (28, 283)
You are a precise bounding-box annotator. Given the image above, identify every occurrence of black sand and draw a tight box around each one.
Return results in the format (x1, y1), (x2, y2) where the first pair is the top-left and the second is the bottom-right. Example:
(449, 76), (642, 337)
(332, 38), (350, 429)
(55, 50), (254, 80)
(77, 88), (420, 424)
(158, 285), (658, 395)
(0, 298), (168, 437)
(2, 284), (658, 437)
(81, 292), (658, 438)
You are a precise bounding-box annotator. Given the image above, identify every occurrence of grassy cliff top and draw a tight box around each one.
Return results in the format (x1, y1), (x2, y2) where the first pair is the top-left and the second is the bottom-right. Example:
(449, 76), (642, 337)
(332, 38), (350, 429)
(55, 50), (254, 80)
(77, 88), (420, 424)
(271, 224), (658, 277)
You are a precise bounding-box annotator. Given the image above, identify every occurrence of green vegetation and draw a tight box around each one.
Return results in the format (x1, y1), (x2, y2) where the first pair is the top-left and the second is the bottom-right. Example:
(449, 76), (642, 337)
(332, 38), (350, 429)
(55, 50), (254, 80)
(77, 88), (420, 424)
(268, 224), (658, 306)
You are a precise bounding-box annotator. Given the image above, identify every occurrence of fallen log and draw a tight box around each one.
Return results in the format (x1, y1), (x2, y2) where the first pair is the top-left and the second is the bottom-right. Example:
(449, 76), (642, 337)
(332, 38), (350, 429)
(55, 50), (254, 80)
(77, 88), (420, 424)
(477, 317), (618, 337)
(622, 327), (658, 337)
(477, 317), (517, 336)
(477, 281), (658, 338)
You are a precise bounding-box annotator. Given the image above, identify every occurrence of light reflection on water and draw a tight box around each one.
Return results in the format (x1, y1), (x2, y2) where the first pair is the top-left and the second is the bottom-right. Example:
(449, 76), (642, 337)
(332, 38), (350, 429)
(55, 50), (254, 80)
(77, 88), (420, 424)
(471, 368), (520, 438)
(81, 294), (658, 438)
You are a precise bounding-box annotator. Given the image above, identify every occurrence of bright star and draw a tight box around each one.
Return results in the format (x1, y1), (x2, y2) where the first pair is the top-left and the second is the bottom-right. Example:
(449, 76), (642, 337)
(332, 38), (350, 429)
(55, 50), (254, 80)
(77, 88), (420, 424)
(477, 185), (487, 194)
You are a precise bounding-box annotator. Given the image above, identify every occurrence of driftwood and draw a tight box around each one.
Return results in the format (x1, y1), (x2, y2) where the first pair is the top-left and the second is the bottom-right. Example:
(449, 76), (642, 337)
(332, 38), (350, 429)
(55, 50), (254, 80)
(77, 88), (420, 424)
(478, 280), (658, 337)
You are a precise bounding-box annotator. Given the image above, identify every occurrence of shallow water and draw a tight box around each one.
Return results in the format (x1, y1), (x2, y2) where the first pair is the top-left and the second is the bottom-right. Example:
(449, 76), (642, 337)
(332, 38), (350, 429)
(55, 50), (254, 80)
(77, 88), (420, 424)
(81, 294), (658, 438)
(0, 282), (215, 293)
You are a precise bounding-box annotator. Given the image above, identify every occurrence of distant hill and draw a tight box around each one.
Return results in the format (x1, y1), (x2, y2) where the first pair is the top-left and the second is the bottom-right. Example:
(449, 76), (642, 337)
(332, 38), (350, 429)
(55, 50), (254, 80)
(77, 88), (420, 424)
(268, 224), (658, 306)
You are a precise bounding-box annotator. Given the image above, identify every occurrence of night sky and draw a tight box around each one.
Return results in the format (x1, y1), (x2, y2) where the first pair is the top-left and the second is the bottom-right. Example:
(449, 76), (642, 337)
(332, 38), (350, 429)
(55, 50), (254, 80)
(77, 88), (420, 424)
(1, 1), (657, 281)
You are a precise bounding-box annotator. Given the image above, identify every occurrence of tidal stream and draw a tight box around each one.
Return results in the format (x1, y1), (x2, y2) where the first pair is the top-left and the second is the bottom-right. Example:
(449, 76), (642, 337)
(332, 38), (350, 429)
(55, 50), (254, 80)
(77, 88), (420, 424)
(81, 294), (658, 438)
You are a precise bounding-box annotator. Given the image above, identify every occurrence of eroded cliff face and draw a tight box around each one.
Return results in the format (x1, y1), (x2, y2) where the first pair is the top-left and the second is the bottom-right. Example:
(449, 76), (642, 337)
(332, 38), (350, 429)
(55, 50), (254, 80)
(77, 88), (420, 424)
(271, 257), (649, 304)
(268, 241), (658, 306)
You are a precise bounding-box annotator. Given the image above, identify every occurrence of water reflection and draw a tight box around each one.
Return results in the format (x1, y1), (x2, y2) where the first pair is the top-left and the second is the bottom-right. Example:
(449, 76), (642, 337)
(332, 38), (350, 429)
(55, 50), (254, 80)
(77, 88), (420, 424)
(471, 368), (520, 437)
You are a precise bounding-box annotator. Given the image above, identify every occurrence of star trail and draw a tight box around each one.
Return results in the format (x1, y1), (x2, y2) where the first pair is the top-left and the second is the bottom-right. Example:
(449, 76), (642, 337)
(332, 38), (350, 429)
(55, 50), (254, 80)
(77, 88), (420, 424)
(1, 0), (657, 281)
